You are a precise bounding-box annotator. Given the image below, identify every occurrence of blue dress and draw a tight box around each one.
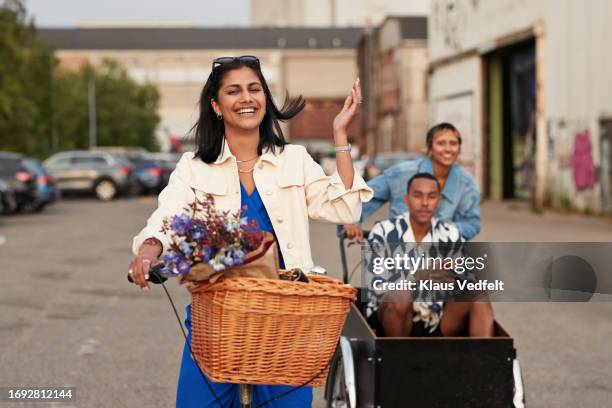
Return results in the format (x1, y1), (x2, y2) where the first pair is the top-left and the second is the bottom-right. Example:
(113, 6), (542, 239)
(176, 183), (313, 407)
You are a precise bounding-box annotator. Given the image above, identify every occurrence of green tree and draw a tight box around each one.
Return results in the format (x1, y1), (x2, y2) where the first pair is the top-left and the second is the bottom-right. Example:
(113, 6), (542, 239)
(0, 0), (161, 157)
(0, 0), (55, 157)
(54, 60), (161, 152)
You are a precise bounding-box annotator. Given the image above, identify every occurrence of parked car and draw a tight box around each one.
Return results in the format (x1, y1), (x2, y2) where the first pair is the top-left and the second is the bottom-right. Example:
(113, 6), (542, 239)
(43, 151), (134, 201)
(119, 153), (172, 195)
(0, 152), (40, 213)
(22, 158), (59, 210)
(364, 152), (425, 181)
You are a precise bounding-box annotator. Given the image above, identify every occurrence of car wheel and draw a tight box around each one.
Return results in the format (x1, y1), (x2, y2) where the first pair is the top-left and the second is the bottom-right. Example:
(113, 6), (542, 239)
(3, 192), (18, 213)
(34, 201), (47, 212)
(94, 180), (118, 201)
(129, 181), (144, 196)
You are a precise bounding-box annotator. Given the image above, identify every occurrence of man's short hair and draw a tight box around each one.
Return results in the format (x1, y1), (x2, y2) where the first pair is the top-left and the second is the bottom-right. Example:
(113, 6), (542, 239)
(406, 172), (441, 193)
(426, 122), (462, 150)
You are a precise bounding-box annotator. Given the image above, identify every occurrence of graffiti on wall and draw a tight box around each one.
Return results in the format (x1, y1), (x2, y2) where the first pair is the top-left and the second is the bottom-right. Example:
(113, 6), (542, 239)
(571, 130), (596, 190)
(432, 0), (478, 50)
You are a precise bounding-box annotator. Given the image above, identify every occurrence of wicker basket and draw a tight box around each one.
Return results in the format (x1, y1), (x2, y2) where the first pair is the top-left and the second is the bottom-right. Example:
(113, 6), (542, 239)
(188, 274), (356, 386)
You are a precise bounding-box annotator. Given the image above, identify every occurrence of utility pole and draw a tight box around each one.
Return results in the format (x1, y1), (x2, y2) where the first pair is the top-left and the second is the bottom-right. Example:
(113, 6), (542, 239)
(49, 53), (58, 152)
(88, 77), (97, 149)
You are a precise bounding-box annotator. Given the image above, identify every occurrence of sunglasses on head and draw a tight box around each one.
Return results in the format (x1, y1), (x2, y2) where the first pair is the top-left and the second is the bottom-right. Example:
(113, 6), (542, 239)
(212, 55), (260, 70)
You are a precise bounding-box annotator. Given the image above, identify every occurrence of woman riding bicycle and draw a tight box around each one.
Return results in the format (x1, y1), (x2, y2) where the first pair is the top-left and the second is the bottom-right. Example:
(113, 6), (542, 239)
(128, 56), (372, 407)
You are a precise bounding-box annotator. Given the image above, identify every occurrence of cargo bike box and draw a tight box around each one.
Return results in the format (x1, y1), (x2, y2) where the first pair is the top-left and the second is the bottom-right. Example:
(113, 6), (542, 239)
(324, 233), (525, 408)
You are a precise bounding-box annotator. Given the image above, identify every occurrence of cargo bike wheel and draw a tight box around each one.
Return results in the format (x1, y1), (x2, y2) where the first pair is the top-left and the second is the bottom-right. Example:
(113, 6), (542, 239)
(326, 337), (357, 408)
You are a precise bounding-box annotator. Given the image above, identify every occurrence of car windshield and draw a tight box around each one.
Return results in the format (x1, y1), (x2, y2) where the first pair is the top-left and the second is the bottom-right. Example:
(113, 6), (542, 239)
(73, 156), (108, 166)
(127, 156), (156, 168)
(45, 156), (72, 167)
(23, 159), (44, 174)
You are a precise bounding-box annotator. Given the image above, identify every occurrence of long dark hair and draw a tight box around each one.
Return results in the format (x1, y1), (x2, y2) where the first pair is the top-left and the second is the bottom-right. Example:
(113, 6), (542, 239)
(191, 59), (305, 163)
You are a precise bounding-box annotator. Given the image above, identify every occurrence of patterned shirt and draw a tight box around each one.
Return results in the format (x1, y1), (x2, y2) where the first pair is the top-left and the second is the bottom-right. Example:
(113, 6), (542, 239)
(366, 214), (468, 333)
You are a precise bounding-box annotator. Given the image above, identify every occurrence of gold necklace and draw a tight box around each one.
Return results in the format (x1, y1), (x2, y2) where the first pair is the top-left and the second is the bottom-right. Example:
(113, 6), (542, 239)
(237, 166), (255, 173)
(235, 155), (259, 163)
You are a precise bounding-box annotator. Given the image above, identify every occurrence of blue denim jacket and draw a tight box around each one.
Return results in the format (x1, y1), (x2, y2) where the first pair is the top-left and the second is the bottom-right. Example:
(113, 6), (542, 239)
(359, 158), (481, 240)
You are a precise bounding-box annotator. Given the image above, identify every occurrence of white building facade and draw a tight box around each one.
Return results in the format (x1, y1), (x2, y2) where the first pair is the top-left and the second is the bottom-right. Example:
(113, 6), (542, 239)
(251, 0), (430, 27)
(428, 0), (612, 213)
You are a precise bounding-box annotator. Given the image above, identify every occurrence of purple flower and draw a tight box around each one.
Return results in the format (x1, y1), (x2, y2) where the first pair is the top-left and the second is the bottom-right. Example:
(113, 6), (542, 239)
(179, 241), (193, 257)
(231, 250), (245, 266)
(162, 252), (181, 272)
(177, 258), (191, 274)
(222, 256), (234, 267)
(170, 214), (193, 235)
(191, 221), (207, 240)
(200, 247), (212, 262)
(162, 252), (179, 265)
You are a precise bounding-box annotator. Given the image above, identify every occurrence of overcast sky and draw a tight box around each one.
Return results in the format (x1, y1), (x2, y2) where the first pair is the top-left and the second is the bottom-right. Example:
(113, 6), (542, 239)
(25, 0), (250, 27)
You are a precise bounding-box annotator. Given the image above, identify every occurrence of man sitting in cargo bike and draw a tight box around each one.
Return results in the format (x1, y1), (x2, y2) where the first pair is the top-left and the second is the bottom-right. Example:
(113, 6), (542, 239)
(365, 172), (494, 337)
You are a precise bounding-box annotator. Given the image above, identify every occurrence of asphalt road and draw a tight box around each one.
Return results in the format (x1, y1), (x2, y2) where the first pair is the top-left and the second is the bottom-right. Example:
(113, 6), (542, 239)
(0, 197), (611, 407)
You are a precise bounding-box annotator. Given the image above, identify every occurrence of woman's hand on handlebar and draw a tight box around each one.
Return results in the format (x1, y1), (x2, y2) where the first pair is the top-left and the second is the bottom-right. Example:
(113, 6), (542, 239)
(128, 240), (162, 292)
(344, 224), (365, 243)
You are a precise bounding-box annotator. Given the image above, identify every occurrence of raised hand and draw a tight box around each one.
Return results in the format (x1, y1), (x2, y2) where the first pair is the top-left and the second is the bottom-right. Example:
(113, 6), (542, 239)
(332, 78), (362, 139)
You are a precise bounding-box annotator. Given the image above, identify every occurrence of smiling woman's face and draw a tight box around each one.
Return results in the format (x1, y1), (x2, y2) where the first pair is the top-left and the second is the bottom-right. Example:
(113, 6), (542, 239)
(211, 66), (267, 133)
(429, 129), (461, 168)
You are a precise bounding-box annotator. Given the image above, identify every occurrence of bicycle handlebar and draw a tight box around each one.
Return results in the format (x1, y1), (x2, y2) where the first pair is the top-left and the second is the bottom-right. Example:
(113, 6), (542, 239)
(126, 262), (168, 284)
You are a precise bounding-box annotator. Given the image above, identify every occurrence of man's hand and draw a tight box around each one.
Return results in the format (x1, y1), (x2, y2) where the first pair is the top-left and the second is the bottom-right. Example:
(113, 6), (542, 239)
(343, 224), (365, 243)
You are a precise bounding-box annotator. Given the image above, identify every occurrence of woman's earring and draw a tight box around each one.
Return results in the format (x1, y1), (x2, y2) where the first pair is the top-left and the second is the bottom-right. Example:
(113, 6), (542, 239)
(216, 112), (223, 121)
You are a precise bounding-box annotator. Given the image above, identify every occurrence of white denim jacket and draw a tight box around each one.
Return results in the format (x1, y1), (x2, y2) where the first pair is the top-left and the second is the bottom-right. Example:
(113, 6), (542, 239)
(132, 142), (373, 270)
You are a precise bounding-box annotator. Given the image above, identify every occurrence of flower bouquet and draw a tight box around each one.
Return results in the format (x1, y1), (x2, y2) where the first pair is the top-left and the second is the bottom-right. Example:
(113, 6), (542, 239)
(159, 193), (279, 285)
